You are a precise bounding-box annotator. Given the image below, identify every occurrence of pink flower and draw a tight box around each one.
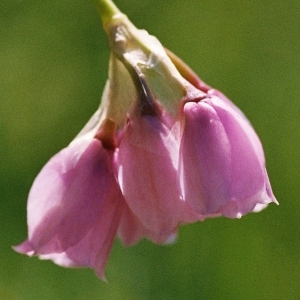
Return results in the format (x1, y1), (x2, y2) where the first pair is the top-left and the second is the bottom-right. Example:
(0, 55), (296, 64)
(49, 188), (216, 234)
(117, 115), (184, 243)
(14, 0), (278, 280)
(14, 135), (123, 279)
(179, 90), (278, 218)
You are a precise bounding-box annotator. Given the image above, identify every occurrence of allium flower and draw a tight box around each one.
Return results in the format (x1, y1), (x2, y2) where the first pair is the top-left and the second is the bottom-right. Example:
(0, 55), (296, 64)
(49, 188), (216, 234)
(15, 0), (277, 279)
(117, 114), (183, 242)
(180, 89), (277, 218)
(14, 132), (123, 279)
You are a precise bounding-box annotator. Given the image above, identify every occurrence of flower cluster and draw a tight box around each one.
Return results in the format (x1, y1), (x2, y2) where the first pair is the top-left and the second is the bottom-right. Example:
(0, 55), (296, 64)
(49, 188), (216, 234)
(14, 0), (277, 279)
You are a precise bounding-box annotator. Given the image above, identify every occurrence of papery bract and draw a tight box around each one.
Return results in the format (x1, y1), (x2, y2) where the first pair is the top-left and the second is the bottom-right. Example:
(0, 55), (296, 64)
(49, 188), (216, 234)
(180, 93), (277, 218)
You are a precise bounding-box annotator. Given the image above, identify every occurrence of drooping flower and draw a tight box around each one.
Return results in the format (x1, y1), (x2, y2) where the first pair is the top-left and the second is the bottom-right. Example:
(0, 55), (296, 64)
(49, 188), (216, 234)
(14, 132), (123, 279)
(179, 90), (278, 218)
(117, 114), (183, 242)
(15, 0), (277, 279)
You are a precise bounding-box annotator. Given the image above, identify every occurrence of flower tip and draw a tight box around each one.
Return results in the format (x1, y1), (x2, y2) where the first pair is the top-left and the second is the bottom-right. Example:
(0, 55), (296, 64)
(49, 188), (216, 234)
(12, 241), (35, 256)
(272, 196), (279, 206)
(96, 269), (108, 282)
(162, 233), (177, 245)
(236, 213), (242, 219)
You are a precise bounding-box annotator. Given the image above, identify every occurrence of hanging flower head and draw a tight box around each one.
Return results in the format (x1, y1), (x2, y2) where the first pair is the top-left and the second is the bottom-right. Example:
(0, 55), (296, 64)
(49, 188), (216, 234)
(14, 0), (277, 279)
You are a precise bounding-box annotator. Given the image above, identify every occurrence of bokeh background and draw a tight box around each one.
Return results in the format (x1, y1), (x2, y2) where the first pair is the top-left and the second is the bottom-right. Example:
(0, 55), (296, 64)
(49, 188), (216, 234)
(1, 0), (299, 299)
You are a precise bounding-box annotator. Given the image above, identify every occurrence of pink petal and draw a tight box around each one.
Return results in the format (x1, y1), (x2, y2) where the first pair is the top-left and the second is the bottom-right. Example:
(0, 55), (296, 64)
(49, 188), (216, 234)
(180, 94), (277, 218)
(14, 136), (123, 278)
(209, 95), (278, 213)
(40, 186), (123, 279)
(180, 101), (232, 215)
(117, 115), (184, 237)
(118, 200), (179, 245)
(117, 200), (146, 246)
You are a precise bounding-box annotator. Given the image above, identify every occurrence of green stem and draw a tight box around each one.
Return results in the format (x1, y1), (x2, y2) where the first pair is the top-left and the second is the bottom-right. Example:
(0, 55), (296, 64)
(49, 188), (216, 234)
(94, 0), (121, 27)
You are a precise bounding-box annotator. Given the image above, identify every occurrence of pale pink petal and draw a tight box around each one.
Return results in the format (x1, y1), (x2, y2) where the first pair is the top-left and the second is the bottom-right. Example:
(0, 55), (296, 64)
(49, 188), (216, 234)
(40, 185), (123, 279)
(207, 89), (249, 122)
(25, 138), (115, 253)
(118, 199), (179, 245)
(209, 95), (278, 207)
(117, 200), (146, 246)
(117, 115), (184, 237)
(180, 94), (277, 218)
(209, 91), (266, 165)
(14, 136), (123, 278)
(180, 101), (232, 215)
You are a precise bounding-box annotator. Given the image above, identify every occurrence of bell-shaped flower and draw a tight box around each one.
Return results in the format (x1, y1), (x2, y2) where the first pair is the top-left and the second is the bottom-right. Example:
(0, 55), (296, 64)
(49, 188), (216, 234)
(117, 113), (184, 243)
(14, 134), (123, 279)
(179, 92), (278, 218)
(14, 0), (278, 280)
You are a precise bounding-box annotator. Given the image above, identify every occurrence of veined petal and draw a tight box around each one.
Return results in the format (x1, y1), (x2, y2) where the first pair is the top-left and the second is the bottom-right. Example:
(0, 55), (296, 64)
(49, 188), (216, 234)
(40, 185), (123, 280)
(118, 200), (178, 246)
(15, 137), (119, 255)
(180, 95), (277, 218)
(180, 101), (232, 215)
(208, 95), (278, 213)
(207, 91), (277, 203)
(208, 90), (265, 165)
(117, 115), (183, 237)
(117, 200), (146, 246)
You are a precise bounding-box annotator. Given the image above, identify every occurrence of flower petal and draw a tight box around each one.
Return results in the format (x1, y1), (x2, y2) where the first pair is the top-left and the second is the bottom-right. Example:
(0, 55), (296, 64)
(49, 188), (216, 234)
(117, 115), (183, 237)
(180, 95), (277, 218)
(17, 137), (119, 254)
(118, 199), (180, 245)
(40, 185), (123, 280)
(117, 200), (146, 246)
(209, 95), (278, 214)
(180, 101), (232, 215)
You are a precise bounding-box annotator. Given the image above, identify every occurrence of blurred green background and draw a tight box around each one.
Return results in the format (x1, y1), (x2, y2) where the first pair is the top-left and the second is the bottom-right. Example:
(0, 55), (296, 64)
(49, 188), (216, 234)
(1, 0), (299, 299)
